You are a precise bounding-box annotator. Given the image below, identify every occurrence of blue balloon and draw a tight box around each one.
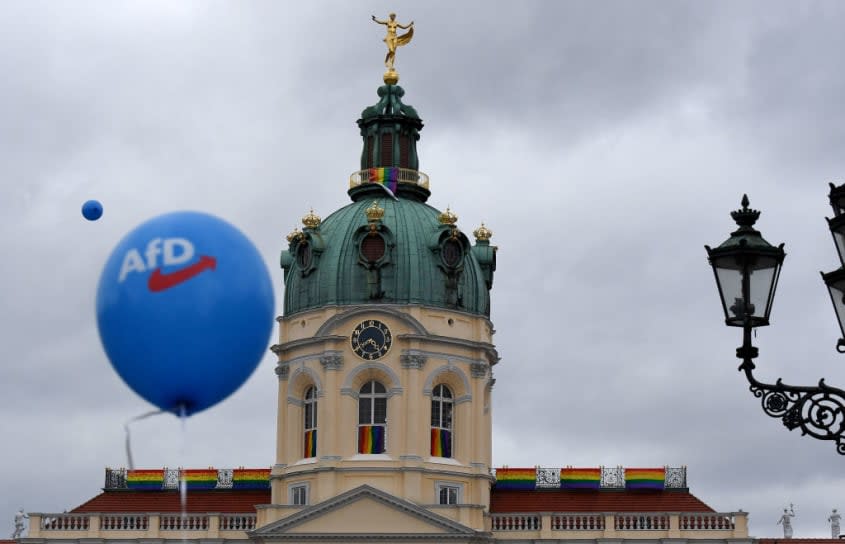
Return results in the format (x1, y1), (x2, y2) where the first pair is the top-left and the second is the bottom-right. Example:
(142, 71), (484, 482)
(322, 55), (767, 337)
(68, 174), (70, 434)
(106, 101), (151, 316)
(96, 211), (275, 416)
(82, 200), (103, 221)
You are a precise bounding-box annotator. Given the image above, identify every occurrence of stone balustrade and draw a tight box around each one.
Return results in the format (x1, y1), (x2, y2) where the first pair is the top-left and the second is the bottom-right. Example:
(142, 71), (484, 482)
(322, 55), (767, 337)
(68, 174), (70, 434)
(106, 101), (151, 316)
(490, 512), (747, 539)
(27, 512), (256, 539)
(28, 510), (742, 540)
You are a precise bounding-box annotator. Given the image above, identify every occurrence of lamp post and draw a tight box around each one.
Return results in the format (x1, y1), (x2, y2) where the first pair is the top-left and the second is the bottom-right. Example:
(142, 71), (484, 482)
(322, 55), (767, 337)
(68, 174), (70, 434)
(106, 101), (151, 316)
(706, 189), (845, 455)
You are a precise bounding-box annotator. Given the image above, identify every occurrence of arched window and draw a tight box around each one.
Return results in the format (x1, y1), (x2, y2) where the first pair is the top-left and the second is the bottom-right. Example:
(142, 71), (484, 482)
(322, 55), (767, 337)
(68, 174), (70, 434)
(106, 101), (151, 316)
(431, 384), (453, 458)
(358, 380), (387, 453)
(303, 387), (317, 458)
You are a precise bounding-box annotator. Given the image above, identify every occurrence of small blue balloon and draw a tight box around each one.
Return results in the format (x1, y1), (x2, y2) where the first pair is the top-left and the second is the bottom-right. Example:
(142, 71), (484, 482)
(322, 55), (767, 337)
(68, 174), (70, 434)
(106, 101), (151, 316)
(82, 200), (103, 221)
(96, 211), (275, 416)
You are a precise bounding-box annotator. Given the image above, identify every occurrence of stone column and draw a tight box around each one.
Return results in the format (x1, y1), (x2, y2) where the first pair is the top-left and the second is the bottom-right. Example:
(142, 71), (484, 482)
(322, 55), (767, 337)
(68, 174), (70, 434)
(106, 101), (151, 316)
(320, 354), (343, 460)
(401, 354), (426, 457)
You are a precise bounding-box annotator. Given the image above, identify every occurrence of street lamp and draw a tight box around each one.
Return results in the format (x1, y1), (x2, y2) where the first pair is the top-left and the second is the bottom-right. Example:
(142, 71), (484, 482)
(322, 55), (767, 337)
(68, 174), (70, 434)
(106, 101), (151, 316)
(706, 189), (845, 455)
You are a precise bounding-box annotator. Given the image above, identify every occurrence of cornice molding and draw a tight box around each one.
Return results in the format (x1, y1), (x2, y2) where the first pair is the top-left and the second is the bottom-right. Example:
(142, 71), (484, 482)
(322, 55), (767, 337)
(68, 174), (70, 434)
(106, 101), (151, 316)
(315, 305), (429, 337)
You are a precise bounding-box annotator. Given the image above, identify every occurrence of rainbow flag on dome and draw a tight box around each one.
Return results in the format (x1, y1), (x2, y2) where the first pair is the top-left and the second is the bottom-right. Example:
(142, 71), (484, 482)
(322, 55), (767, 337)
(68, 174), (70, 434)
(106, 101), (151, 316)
(358, 425), (385, 454)
(625, 467), (665, 490)
(430, 428), (452, 458)
(182, 469), (218, 490)
(232, 468), (270, 489)
(561, 467), (601, 489)
(368, 167), (399, 198)
(126, 469), (164, 490)
(495, 468), (536, 490)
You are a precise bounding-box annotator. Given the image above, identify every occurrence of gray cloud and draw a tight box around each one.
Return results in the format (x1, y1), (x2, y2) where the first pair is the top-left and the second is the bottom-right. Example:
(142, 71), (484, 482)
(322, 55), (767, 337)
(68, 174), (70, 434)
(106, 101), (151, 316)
(2, 1), (845, 539)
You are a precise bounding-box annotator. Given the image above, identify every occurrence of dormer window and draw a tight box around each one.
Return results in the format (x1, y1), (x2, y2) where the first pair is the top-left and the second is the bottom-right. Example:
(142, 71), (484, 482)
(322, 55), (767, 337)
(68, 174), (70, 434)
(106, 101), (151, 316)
(361, 234), (386, 263)
(296, 242), (312, 269)
(441, 238), (463, 268)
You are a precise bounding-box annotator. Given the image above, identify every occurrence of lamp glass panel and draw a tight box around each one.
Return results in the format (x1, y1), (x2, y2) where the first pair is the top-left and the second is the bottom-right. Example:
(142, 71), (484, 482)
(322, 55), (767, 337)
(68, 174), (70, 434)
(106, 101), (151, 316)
(827, 281), (845, 338)
(714, 265), (744, 322)
(833, 230), (845, 267)
(748, 259), (778, 319)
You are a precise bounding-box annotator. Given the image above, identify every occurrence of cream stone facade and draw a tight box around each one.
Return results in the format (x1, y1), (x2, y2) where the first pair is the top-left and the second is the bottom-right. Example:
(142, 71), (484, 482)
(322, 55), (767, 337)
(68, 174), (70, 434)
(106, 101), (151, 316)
(262, 304), (496, 533)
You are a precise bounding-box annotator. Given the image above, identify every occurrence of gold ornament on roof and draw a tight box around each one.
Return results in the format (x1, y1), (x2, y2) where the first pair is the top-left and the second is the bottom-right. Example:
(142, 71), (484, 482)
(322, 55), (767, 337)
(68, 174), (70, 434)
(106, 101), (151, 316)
(365, 200), (385, 223)
(372, 13), (414, 84)
(438, 206), (458, 226)
(302, 208), (321, 229)
(473, 223), (493, 242)
(286, 227), (303, 243)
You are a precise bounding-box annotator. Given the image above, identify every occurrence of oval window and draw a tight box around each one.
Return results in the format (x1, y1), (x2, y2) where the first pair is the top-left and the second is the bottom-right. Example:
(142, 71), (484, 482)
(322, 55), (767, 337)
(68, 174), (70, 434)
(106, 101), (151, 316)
(297, 242), (312, 269)
(361, 234), (386, 263)
(442, 239), (462, 268)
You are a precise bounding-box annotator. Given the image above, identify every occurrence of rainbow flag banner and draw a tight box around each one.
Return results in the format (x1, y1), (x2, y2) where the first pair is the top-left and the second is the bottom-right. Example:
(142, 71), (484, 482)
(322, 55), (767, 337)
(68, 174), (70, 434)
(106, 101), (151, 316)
(430, 428), (452, 458)
(304, 429), (317, 458)
(495, 468), (536, 490)
(232, 468), (270, 489)
(625, 468), (665, 490)
(182, 469), (218, 490)
(126, 469), (164, 490)
(561, 467), (601, 489)
(368, 167), (399, 195)
(358, 425), (385, 454)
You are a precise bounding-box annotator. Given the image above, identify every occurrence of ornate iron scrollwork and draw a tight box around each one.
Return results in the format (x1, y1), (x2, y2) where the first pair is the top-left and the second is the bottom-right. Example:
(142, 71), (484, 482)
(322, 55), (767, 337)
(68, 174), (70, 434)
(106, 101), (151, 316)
(747, 370), (845, 455)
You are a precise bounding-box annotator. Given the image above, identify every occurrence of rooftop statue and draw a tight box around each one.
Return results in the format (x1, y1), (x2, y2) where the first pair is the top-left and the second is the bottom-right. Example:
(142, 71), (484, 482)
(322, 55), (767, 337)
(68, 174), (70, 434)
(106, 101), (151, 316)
(830, 509), (841, 539)
(777, 504), (795, 539)
(12, 508), (28, 539)
(372, 13), (414, 84)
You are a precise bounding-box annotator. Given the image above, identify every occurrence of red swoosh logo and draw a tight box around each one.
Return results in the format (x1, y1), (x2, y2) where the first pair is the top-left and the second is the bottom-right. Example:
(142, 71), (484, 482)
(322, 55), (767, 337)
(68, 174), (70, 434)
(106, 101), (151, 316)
(148, 255), (216, 292)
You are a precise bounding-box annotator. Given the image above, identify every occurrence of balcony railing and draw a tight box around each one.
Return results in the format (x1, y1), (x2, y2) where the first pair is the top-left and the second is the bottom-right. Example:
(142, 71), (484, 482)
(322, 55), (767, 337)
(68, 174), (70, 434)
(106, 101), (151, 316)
(103, 468), (270, 490)
(160, 514), (208, 531)
(29, 513), (257, 539)
(348, 168), (430, 190)
(491, 466), (688, 489)
(220, 514), (257, 531)
(490, 512), (746, 539)
(615, 513), (669, 530)
(490, 514), (541, 531)
(99, 514), (148, 530)
(39, 514), (90, 531)
(681, 513), (736, 530)
(551, 514), (605, 530)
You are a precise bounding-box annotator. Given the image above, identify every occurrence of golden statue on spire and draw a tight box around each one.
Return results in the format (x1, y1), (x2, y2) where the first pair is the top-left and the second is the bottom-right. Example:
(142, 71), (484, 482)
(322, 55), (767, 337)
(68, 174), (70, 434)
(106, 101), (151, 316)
(372, 12), (414, 84)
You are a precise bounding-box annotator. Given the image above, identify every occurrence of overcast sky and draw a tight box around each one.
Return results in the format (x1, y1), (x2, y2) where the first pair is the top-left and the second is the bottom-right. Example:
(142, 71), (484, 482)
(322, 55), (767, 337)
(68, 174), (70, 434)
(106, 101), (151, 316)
(2, 1), (845, 539)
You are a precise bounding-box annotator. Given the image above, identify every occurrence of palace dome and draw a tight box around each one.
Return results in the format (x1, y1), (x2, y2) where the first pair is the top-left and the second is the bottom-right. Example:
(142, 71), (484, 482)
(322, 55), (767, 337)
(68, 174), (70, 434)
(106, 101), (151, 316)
(280, 85), (496, 317)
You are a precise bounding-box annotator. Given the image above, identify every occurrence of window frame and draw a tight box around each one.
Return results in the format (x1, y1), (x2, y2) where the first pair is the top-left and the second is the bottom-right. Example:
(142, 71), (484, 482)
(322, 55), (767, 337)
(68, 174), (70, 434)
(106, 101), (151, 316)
(288, 482), (310, 506)
(430, 384), (454, 458)
(435, 481), (463, 506)
(358, 380), (388, 453)
(303, 386), (317, 458)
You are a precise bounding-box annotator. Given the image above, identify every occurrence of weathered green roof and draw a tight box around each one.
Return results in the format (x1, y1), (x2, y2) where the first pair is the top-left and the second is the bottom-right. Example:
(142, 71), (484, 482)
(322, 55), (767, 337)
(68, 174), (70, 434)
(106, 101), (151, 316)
(280, 83), (495, 317)
(281, 188), (493, 317)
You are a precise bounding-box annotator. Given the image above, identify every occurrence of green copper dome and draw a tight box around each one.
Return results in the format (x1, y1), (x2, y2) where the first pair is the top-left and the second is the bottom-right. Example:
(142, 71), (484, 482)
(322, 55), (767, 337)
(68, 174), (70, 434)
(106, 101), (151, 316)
(279, 84), (496, 317)
(281, 193), (494, 317)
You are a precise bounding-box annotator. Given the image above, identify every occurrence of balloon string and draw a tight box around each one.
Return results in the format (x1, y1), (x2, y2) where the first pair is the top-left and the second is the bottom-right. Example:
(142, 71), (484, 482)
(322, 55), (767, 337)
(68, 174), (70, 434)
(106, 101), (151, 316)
(179, 404), (188, 544)
(123, 410), (165, 470)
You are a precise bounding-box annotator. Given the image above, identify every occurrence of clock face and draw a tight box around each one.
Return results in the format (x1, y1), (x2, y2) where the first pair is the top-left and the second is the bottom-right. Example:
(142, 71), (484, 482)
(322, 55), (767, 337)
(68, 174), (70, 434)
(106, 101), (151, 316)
(351, 319), (392, 360)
